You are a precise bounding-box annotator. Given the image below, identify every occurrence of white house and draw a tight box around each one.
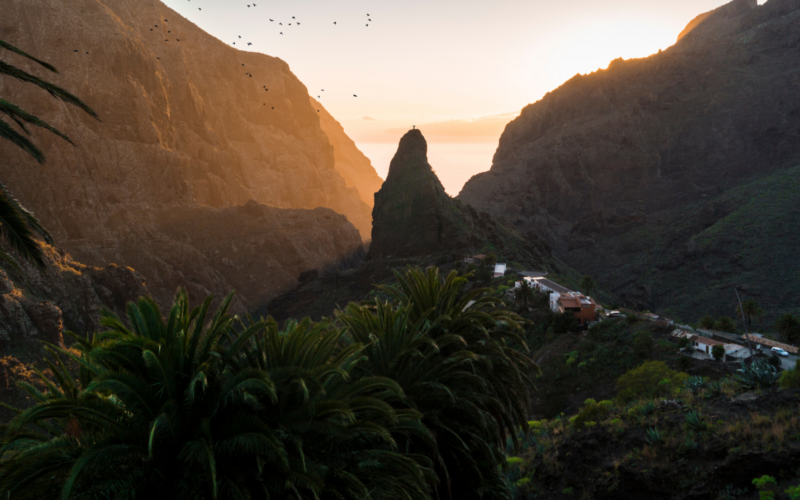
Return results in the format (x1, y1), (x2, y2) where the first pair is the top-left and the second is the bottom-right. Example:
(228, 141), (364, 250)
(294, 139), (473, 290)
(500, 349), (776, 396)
(516, 277), (572, 313)
(493, 263), (507, 278)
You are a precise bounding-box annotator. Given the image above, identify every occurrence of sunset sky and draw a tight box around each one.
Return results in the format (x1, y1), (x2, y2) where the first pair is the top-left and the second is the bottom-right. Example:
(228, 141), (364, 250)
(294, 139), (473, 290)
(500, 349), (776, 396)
(162, 0), (754, 193)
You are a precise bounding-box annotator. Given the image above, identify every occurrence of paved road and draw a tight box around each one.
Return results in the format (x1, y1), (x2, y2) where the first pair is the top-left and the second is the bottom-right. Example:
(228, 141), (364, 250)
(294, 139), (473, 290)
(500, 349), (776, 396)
(780, 354), (798, 371)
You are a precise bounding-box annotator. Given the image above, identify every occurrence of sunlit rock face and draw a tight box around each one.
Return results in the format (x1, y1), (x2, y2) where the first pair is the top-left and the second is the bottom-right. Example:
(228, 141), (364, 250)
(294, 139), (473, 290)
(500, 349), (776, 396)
(0, 0), (370, 310)
(312, 97), (384, 213)
(0, 245), (148, 346)
(458, 0), (800, 318)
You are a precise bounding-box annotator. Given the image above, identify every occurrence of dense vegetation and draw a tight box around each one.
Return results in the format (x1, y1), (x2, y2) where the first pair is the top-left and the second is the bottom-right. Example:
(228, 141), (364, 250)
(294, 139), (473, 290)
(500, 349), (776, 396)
(503, 298), (800, 500)
(0, 267), (535, 500)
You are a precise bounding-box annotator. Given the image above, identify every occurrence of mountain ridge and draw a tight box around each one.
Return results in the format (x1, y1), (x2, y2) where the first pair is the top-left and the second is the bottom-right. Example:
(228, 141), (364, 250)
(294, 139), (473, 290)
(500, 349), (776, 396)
(457, 0), (800, 322)
(0, 0), (378, 311)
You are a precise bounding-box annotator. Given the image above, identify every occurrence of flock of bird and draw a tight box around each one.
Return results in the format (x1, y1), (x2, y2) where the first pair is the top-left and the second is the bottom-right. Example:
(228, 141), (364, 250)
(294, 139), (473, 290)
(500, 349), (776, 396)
(73, 3), (370, 113)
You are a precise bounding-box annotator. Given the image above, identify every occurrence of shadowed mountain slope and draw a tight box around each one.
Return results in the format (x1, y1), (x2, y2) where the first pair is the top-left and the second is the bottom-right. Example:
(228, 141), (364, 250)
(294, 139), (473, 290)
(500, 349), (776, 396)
(458, 0), (800, 323)
(0, 0), (371, 310)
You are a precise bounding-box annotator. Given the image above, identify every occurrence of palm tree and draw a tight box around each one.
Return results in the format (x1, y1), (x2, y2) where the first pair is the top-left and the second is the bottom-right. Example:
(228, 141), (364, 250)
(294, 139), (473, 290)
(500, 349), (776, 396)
(1, 40), (97, 269)
(776, 313), (800, 345)
(232, 315), (434, 500)
(0, 290), (285, 499)
(736, 299), (765, 327)
(0, 290), (434, 500)
(579, 275), (596, 296)
(337, 267), (537, 500)
(514, 278), (534, 308)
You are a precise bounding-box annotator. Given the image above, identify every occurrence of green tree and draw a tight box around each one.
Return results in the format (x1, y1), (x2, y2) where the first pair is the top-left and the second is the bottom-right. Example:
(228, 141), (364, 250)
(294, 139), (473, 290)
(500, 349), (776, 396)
(776, 313), (800, 345)
(711, 344), (725, 362)
(579, 275), (597, 296)
(338, 266), (536, 500)
(0, 40), (97, 270)
(615, 361), (689, 404)
(698, 315), (715, 329)
(713, 316), (737, 333)
(737, 299), (765, 327)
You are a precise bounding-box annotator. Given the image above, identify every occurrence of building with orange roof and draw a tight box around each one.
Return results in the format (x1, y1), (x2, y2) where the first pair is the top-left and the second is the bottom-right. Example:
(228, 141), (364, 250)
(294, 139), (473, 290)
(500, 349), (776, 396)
(557, 292), (597, 325)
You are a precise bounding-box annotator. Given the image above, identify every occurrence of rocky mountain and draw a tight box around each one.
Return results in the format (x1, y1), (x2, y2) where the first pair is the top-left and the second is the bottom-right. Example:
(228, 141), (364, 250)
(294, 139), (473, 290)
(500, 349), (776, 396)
(0, 0), (374, 311)
(312, 97), (384, 210)
(458, 0), (800, 323)
(369, 129), (551, 262)
(0, 243), (147, 349)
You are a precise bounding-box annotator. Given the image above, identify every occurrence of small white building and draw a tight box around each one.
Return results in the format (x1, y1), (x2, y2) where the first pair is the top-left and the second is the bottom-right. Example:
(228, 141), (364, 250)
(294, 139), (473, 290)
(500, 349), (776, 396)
(516, 277), (573, 313)
(493, 263), (507, 278)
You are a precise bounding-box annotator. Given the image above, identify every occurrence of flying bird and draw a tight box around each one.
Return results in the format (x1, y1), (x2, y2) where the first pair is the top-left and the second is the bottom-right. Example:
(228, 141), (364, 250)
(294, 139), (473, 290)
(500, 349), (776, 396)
(73, 49), (78, 52)
(292, 16), (295, 19)
(297, 22), (301, 25)
(198, 8), (201, 10)
(333, 22), (336, 25)
(247, 43), (252, 46)
(270, 19), (273, 21)
(280, 32), (283, 35)
(353, 94), (357, 97)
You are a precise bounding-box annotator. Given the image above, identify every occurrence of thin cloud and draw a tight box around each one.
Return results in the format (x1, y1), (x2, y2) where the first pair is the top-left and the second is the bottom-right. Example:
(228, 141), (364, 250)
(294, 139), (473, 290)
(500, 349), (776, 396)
(362, 116), (378, 121)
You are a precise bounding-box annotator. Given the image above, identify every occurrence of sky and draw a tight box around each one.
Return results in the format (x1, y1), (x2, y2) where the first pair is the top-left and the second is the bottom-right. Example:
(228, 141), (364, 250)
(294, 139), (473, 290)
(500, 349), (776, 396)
(162, 0), (750, 194)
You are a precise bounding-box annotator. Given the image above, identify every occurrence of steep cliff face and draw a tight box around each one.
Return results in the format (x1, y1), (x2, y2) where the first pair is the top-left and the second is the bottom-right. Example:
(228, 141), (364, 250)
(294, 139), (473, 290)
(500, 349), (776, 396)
(458, 0), (800, 321)
(0, 0), (367, 309)
(312, 97), (384, 211)
(369, 130), (550, 262)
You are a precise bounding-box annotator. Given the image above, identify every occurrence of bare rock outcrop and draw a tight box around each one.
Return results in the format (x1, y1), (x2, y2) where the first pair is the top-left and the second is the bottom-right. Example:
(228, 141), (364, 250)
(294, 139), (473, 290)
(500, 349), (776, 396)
(0, 0), (370, 311)
(369, 130), (550, 262)
(0, 244), (148, 347)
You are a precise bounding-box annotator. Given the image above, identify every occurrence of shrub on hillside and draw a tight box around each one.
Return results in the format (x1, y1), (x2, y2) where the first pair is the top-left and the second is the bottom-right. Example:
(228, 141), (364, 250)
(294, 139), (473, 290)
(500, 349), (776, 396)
(714, 316), (737, 333)
(780, 360), (800, 389)
(712, 344), (726, 361)
(698, 315), (715, 329)
(572, 399), (610, 429)
(552, 312), (579, 334)
(615, 361), (689, 404)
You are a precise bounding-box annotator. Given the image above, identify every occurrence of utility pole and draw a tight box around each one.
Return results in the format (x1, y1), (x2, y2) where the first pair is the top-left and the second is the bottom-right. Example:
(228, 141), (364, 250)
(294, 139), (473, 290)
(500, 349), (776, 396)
(735, 287), (755, 358)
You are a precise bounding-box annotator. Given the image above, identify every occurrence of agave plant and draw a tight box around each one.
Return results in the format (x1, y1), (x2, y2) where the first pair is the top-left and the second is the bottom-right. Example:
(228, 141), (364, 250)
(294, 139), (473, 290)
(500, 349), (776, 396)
(337, 266), (537, 500)
(1, 40), (97, 270)
(644, 427), (662, 446)
(734, 359), (779, 390)
(684, 375), (706, 395)
(685, 410), (707, 433)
